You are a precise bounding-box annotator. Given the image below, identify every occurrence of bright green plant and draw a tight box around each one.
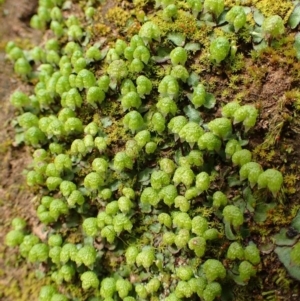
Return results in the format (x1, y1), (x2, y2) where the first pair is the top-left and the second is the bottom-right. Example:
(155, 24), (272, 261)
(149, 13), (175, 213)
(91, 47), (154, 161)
(226, 6), (247, 32)
(179, 122), (204, 145)
(5, 0), (293, 300)
(202, 259), (226, 282)
(207, 117), (232, 138)
(227, 242), (244, 260)
(139, 21), (161, 44)
(232, 149), (252, 166)
(187, 0), (202, 17)
(135, 246), (155, 269)
(238, 261), (256, 282)
(14, 58), (32, 77)
(203, 282), (222, 301)
(121, 91), (142, 111)
(239, 161), (263, 187)
(212, 191), (228, 208)
(262, 15), (285, 39)
(291, 242), (300, 265)
(158, 75), (180, 99)
(209, 37), (230, 64)
(123, 110), (144, 133)
(223, 205), (244, 228)
(198, 132), (221, 151)
(257, 169), (283, 195)
(173, 166), (195, 187)
(204, 0), (224, 19)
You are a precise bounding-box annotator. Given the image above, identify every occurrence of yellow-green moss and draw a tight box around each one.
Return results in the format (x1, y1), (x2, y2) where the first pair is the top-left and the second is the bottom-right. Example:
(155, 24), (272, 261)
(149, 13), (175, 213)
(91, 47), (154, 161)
(106, 7), (131, 28)
(0, 266), (51, 301)
(152, 10), (199, 40)
(251, 0), (293, 21)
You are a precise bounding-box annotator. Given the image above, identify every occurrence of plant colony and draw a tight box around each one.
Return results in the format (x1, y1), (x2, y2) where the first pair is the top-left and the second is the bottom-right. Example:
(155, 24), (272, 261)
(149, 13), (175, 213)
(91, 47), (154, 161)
(4, 0), (300, 300)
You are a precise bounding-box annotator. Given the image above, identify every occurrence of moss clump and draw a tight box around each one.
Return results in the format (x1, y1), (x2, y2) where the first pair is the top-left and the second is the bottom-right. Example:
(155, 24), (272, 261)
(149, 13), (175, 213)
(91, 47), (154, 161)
(251, 0), (293, 21)
(106, 7), (131, 28)
(152, 9), (199, 40)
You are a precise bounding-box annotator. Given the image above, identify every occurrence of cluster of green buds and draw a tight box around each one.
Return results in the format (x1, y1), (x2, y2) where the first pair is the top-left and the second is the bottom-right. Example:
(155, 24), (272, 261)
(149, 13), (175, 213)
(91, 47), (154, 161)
(222, 101), (258, 132)
(4, 0), (291, 300)
(5, 217), (27, 247)
(209, 37), (231, 64)
(225, 6), (247, 32)
(227, 242), (260, 282)
(39, 285), (68, 301)
(204, 0), (224, 19)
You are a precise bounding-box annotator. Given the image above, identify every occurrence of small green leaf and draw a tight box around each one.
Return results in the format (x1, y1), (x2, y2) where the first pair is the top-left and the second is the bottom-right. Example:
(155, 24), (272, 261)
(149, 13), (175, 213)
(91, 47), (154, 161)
(110, 180), (121, 191)
(82, 33), (90, 47)
(202, 12), (214, 23)
(291, 210), (300, 232)
(157, 46), (171, 57)
(288, 4), (300, 29)
(233, 198), (246, 215)
(243, 187), (256, 212)
(152, 55), (169, 63)
(219, 24), (233, 33)
(275, 246), (300, 281)
(101, 117), (112, 128)
(227, 176), (242, 187)
(94, 41), (104, 49)
(184, 42), (201, 53)
(253, 202), (276, 223)
(138, 168), (154, 183)
(83, 236), (94, 246)
(203, 93), (216, 109)
(224, 221), (237, 240)
(199, 13), (216, 27)
(139, 202), (151, 213)
(100, 47), (109, 60)
(228, 270), (247, 286)
(294, 33), (300, 60)
(187, 72), (200, 87)
(239, 139), (249, 147)
(253, 40), (268, 51)
(150, 222), (162, 233)
(167, 32), (186, 46)
(253, 8), (264, 25)
(183, 105), (202, 123)
(242, 7), (251, 15)
(252, 26), (263, 43)
(174, 149), (182, 165)
(217, 10), (227, 25)
(35, 270), (46, 280)
(14, 133), (25, 146)
(273, 228), (298, 246)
